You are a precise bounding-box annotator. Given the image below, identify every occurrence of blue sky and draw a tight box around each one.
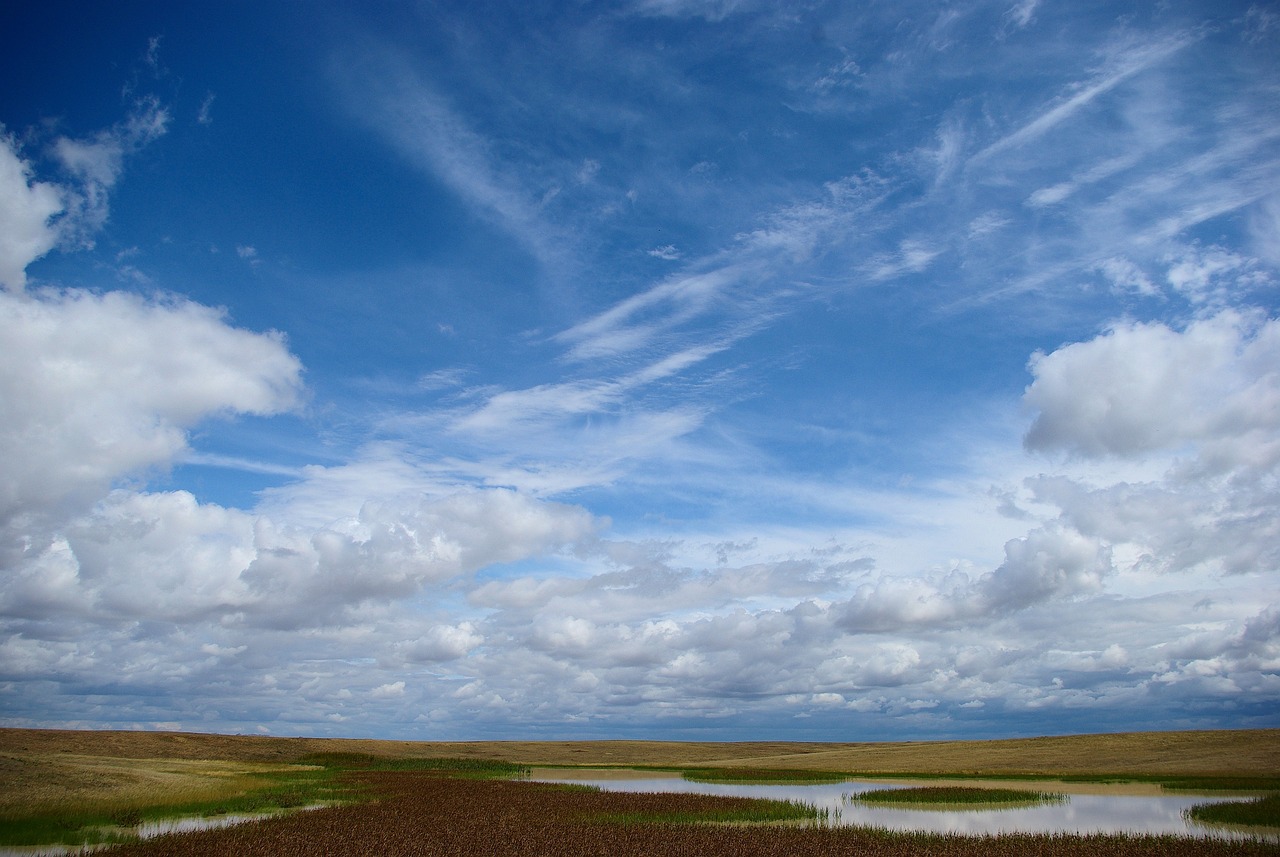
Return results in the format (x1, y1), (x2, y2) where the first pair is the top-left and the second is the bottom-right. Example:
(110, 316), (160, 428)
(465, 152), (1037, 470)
(2, 0), (1278, 740)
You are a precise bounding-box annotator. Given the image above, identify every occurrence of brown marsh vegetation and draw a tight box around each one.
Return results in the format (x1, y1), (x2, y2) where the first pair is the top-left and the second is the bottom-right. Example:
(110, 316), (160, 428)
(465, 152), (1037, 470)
(103, 770), (1280, 857)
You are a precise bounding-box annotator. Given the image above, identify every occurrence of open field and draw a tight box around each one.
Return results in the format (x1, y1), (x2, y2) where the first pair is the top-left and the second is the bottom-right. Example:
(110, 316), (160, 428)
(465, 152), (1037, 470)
(4, 726), (1278, 777)
(2, 728), (1277, 854)
(0, 752), (315, 817)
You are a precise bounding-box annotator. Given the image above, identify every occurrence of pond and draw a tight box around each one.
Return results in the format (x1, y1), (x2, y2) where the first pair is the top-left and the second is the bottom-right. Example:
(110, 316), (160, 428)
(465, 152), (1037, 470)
(533, 769), (1277, 840)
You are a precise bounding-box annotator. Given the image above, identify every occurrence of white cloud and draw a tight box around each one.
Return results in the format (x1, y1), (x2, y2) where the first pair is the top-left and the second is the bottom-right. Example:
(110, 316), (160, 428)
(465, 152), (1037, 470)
(811, 57), (862, 93)
(240, 488), (599, 627)
(1020, 309), (1280, 585)
(197, 92), (215, 125)
(556, 265), (745, 361)
(866, 239), (940, 281)
(0, 135), (64, 291)
(628, 0), (747, 20)
(1094, 256), (1159, 297)
(1027, 152), (1144, 208)
(1249, 194), (1280, 266)
(1164, 245), (1269, 306)
(972, 30), (1199, 163)
(1004, 0), (1039, 31)
(396, 622), (483, 662)
(979, 525), (1111, 610)
(1024, 310), (1280, 459)
(2, 485), (597, 633)
(0, 288), (303, 535)
(339, 51), (559, 266)
(370, 680), (406, 699)
(0, 100), (168, 290)
(52, 97), (169, 249)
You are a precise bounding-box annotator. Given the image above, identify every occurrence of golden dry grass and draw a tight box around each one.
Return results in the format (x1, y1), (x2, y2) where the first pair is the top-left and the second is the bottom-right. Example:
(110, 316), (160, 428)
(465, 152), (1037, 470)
(0, 751), (313, 817)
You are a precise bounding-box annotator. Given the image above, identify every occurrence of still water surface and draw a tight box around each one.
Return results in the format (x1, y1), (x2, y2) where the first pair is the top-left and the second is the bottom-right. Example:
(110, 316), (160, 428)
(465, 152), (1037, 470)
(535, 771), (1275, 840)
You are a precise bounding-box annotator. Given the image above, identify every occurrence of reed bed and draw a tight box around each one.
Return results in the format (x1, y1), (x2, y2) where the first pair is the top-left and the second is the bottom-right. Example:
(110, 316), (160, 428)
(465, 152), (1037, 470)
(103, 771), (1280, 857)
(851, 786), (1067, 807)
(1187, 795), (1280, 828)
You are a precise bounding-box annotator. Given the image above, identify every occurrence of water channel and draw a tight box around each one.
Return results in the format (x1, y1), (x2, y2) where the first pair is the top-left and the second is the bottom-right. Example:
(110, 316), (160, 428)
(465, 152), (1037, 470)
(534, 769), (1277, 840)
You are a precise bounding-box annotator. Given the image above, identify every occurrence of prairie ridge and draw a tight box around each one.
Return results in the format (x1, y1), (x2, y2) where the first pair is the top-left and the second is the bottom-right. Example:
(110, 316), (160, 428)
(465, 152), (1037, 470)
(3, 726), (1277, 782)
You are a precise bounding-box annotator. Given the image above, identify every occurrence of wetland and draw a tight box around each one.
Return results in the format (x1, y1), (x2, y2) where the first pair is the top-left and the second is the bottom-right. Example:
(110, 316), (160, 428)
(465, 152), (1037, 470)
(534, 769), (1276, 839)
(2, 727), (1277, 855)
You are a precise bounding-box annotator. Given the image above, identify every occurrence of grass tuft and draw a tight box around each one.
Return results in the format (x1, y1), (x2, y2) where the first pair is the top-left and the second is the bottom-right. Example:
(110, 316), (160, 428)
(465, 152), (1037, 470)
(849, 786), (1067, 809)
(1185, 793), (1280, 829)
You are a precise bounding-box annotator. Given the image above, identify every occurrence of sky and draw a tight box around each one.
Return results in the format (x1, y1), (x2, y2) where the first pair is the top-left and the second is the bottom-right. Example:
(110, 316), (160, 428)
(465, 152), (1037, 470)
(1, 0), (1278, 742)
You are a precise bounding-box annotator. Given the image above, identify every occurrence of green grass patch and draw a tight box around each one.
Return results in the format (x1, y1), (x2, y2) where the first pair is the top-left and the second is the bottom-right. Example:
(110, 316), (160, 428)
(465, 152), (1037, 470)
(681, 767), (849, 785)
(0, 767), (350, 848)
(1185, 793), (1280, 828)
(298, 753), (529, 778)
(849, 785), (1066, 809)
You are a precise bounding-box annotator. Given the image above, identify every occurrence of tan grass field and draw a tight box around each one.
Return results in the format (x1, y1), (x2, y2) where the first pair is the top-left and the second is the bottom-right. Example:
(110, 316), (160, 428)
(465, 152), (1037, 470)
(1, 726), (1276, 816)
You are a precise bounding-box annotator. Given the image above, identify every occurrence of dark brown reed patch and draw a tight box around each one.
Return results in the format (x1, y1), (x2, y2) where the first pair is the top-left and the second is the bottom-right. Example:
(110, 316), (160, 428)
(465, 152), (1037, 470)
(104, 771), (1280, 857)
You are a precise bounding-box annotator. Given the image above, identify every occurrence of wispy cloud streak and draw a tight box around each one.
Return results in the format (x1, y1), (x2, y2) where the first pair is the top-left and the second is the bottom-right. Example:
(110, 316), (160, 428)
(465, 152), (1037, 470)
(970, 29), (1200, 164)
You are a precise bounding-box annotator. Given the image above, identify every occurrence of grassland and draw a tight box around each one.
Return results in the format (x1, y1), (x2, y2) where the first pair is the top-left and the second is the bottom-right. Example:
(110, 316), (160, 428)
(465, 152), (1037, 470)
(4, 726), (1278, 775)
(1, 727), (1277, 854)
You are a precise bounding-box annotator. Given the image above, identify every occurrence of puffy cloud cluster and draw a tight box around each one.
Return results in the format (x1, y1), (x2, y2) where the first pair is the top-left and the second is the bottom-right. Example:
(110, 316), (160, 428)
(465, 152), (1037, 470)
(0, 288), (304, 535)
(1023, 310), (1280, 581)
(378, 304), (1275, 736)
(1025, 311), (1280, 462)
(3, 487), (595, 629)
(5, 292), (1276, 736)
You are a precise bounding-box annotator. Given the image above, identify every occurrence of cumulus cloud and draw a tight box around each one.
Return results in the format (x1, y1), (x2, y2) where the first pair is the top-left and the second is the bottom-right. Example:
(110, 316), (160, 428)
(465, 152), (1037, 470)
(1024, 310), (1280, 460)
(396, 622), (483, 662)
(3, 485), (597, 634)
(1020, 309), (1280, 582)
(0, 288), (304, 534)
(0, 135), (64, 290)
